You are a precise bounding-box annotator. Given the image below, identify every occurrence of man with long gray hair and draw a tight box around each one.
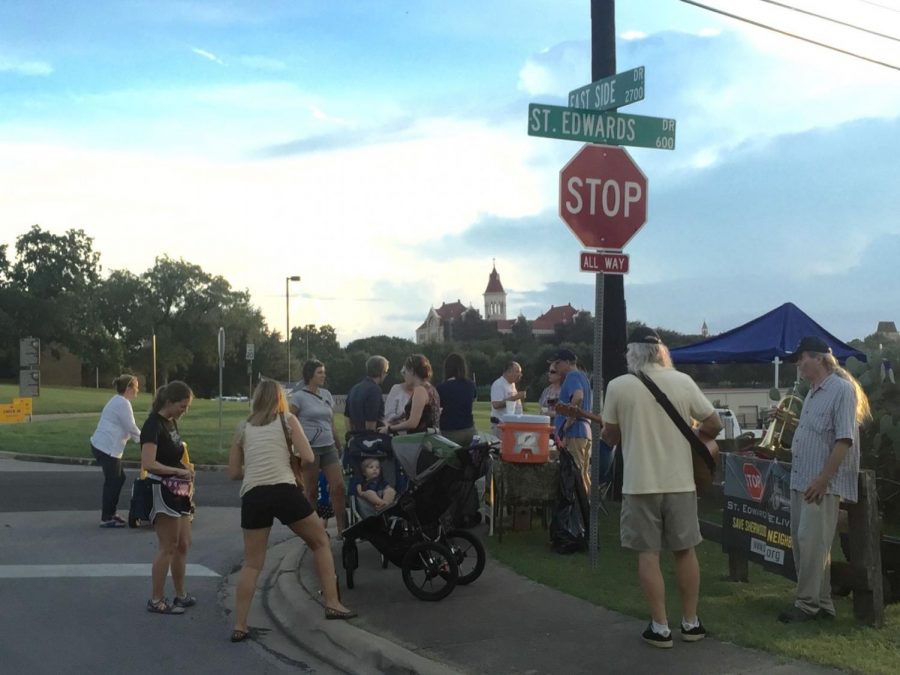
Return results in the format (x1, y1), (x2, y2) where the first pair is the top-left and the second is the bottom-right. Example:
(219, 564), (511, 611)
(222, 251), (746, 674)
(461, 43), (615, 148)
(602, 327), (722, 648)
(778, 336), (871, 623)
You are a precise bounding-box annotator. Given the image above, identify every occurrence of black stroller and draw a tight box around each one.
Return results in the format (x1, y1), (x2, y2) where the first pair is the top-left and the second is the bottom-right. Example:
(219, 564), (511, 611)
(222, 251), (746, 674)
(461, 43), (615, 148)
(341, 431), (494, 601)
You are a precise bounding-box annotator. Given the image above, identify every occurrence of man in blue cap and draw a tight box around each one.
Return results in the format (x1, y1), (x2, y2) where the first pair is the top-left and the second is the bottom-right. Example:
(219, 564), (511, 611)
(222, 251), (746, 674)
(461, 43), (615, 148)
(778, 336), (870, 623)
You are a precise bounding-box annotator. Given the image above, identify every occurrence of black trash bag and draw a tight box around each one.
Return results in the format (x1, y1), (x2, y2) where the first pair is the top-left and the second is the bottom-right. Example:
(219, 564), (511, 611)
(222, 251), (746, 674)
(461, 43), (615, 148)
(550, 448), (588, 554)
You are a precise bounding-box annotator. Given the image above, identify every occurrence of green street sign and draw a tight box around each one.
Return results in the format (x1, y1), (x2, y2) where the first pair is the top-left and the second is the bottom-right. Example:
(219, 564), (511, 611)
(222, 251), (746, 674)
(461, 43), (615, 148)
(527, 103), (676, 150)
(568, 66), (645, 112)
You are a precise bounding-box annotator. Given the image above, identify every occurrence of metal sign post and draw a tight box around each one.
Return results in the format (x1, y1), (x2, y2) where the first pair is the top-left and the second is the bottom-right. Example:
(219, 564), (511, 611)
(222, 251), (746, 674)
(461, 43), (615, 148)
(246, 342), (255, 402)
(218, 327), (225, 451)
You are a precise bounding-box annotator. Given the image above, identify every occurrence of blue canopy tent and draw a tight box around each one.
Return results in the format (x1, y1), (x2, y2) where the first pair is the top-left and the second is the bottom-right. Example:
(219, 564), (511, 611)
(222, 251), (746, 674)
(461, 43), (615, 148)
(669, 302), (867, 386)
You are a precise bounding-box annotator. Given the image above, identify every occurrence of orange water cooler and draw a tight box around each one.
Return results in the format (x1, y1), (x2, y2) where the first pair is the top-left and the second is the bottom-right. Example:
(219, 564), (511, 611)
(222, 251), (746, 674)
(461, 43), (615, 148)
(498, 414), (553, 464)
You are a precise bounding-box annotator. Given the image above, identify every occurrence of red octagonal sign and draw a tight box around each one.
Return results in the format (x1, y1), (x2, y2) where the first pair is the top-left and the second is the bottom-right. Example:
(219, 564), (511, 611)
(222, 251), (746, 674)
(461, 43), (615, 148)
(559, 144), (648, 249)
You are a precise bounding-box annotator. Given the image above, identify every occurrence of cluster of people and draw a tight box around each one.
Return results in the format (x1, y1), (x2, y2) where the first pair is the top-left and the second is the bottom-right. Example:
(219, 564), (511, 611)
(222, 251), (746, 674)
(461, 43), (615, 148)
(88, 375), (355, 640)
(600, 328), (870, 648)
(89, 328), (870, 648)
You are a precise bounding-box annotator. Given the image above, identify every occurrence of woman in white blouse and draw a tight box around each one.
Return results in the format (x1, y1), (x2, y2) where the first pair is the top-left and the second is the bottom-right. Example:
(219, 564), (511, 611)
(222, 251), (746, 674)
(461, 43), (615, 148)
(90, 374), (141, 527)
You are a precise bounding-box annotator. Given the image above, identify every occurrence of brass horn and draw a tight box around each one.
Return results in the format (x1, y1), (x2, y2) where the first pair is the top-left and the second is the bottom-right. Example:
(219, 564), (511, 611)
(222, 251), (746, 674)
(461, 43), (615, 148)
(752, 390), (804, 460)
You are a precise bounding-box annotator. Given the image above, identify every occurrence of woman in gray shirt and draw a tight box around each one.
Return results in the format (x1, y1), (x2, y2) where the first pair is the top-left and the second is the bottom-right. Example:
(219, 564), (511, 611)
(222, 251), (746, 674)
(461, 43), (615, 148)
(290, 359), (347, 533)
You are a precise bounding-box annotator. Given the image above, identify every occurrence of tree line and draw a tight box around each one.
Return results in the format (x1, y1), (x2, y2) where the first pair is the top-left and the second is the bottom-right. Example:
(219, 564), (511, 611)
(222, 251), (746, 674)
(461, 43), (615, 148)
(2, 224), (790, 398)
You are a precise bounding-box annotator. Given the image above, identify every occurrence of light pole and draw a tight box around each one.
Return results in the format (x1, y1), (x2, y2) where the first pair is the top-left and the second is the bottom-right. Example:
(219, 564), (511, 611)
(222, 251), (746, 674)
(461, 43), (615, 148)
(285, 275), (301, 383)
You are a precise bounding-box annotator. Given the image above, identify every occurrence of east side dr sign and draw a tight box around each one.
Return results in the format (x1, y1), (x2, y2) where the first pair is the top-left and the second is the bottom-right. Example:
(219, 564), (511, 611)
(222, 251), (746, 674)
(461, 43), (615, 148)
(559, 144), (647, 250)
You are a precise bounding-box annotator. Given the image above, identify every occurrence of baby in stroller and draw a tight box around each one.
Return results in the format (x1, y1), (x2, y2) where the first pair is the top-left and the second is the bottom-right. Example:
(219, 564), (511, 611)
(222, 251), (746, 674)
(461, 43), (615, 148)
(356, 457), (397, 516)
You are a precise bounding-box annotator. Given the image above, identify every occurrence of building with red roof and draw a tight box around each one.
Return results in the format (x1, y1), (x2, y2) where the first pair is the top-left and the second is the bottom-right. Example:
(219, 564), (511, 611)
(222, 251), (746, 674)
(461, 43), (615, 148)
(415, 263), (583, 344)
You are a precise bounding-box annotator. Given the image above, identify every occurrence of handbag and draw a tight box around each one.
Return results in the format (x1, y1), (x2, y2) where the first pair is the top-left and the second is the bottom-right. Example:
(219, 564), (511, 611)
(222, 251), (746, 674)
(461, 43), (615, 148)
(635, 372), (719, 493)
(130, 477), (154, 521)
(279, 413), (304, 489)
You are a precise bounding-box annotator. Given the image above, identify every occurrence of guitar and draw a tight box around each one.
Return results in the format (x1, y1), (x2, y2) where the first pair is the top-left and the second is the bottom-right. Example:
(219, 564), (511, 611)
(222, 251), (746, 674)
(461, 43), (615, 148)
(554, 402), (603, 426)
(692, 429), (720, 494)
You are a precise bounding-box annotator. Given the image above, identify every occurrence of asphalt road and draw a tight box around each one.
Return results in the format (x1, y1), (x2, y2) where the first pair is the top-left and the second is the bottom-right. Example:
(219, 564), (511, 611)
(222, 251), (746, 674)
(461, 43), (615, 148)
(0, 457), (338, 674)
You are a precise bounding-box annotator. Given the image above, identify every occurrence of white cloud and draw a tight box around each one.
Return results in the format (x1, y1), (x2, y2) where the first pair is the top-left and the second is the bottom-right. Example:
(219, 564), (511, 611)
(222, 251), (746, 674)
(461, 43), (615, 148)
(191, 47), (225, 65)
(0, 57), (53, 76)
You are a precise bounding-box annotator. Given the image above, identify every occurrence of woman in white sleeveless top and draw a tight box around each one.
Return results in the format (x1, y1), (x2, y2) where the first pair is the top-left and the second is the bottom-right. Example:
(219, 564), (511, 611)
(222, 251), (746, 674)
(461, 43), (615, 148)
(228, 380), (354, 643)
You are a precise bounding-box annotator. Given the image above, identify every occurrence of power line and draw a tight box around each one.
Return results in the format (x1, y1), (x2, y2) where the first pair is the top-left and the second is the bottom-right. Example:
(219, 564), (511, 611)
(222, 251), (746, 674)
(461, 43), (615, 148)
(680, 0), (900, 71)
(858, 0), (900, 13)
(754, 0), (900, 43)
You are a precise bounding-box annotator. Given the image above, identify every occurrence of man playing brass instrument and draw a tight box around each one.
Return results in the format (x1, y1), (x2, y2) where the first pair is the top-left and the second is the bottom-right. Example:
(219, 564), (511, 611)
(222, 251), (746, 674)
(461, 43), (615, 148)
(778, 336), (871, 623)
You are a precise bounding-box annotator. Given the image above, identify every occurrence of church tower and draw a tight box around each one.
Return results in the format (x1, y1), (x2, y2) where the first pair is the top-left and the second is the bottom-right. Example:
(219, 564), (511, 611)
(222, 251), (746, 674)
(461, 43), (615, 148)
(483, 260), (507, 321)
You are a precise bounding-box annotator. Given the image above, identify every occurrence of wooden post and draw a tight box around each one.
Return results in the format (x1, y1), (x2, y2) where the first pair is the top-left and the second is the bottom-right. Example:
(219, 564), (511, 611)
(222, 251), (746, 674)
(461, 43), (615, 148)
(845, 470), (884, 627)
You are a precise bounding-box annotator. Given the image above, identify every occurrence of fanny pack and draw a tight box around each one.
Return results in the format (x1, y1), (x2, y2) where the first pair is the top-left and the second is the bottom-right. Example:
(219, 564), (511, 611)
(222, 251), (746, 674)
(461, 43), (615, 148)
(161, 476), (193, 497)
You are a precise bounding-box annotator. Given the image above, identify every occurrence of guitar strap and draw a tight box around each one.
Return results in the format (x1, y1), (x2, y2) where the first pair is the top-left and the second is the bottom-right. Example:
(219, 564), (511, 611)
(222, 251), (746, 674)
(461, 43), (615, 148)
(635, 372), (715, 473)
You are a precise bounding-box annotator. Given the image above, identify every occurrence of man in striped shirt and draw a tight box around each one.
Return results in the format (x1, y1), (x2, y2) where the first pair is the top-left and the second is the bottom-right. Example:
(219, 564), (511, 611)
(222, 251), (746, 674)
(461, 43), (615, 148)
(778, 336), (871, 623)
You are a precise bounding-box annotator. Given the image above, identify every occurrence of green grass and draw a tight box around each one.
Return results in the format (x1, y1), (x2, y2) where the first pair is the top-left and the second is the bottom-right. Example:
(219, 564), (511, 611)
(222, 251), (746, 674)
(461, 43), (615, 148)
(485, 509), (900, 675)
(0, 385), (530, 464)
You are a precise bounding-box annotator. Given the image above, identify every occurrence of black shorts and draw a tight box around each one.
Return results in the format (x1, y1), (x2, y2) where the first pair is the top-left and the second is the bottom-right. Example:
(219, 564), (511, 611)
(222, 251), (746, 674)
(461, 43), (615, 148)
(241, 483), (314, 530)
(149, 480), (194, 524)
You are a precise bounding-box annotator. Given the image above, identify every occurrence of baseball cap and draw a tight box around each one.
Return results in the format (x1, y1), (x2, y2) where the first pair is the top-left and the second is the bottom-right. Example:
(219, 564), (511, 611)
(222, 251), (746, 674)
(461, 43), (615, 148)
(548, 348), (577, 363)
(627, 326), (662, 344)
(785, 336), (832, 362)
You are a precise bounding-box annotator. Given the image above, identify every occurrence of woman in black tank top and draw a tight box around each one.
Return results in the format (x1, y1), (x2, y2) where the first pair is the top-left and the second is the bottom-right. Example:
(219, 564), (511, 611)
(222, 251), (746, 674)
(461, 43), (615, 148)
(379, 354), (441, 434)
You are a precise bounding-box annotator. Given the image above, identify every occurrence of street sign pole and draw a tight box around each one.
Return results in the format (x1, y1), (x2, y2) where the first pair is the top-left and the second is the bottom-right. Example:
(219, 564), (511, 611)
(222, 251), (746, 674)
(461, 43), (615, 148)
(589, 0), (617, 570)
(218, 327), (225, 451)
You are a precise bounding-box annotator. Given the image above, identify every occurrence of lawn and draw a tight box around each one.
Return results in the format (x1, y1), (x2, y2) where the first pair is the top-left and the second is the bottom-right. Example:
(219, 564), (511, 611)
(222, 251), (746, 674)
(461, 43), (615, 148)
(485, 509), (900, 675)
(0, 385), (523, 464)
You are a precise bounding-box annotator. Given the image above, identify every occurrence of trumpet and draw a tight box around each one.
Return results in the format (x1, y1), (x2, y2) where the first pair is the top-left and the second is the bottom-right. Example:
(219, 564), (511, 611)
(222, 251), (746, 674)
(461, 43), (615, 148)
(752, 390), (804, 460)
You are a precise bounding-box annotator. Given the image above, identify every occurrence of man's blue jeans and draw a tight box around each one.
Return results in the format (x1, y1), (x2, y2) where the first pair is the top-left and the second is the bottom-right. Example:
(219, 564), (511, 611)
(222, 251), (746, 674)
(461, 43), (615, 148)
(91, 446), (126, 521)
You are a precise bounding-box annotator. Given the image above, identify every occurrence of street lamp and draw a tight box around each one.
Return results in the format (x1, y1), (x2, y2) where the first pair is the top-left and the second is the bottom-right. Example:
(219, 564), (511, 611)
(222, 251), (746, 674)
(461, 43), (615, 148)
(285, 275), (301, 383)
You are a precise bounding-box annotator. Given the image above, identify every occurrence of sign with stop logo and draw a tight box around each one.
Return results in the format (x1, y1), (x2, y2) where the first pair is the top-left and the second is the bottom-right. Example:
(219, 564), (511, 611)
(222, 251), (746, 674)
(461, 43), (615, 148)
(559, 144), (647, 249)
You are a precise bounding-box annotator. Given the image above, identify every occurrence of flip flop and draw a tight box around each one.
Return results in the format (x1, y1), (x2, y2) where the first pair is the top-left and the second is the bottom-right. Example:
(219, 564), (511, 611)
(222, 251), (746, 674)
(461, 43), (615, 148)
(231, 629), (250, 643)
(325, 607), (357, 620)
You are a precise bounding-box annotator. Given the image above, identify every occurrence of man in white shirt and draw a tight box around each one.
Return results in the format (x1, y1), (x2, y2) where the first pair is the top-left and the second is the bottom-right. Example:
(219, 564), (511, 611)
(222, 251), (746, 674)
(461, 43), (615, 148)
(490, 361), (525, 436)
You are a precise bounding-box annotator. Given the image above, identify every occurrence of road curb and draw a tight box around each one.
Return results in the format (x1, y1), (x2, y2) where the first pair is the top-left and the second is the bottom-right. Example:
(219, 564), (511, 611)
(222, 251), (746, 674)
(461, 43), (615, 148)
(0, 450), (226, 472)
(261, 538), (461, 675)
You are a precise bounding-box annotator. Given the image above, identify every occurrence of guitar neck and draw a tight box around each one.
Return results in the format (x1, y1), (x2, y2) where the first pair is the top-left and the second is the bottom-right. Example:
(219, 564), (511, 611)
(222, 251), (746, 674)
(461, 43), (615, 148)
(554, 402), (603, 425)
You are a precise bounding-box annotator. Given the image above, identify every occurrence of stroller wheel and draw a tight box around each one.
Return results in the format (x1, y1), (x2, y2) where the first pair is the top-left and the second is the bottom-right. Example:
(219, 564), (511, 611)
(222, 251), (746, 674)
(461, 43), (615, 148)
(443, 529), (486, 585)
(401, 542), (458, 601)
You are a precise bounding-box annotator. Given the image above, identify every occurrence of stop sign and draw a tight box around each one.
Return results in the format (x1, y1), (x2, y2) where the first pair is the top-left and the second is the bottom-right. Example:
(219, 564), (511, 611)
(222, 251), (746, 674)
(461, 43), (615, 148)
(559, 144), (648, 249)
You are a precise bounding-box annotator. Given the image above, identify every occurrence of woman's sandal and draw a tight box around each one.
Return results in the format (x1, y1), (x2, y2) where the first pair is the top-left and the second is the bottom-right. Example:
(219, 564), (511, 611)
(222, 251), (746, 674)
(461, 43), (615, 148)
(146, 598), (185, 615)
(230, 628), (250, 643)
(324, 607), (357, 620)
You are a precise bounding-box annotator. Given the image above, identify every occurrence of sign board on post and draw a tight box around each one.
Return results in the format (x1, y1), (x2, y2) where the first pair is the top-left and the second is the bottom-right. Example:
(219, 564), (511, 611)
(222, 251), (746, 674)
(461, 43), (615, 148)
(568, 66), (645, 112)
(722, 455), (795, 579)
(529, 103), (675, 150)
(19, 369), (40, 398)
(20, 338), (40, 368)
(580, 250), (629, 274)
(245, 343), (255, 361)
(559, 144), (648, 249)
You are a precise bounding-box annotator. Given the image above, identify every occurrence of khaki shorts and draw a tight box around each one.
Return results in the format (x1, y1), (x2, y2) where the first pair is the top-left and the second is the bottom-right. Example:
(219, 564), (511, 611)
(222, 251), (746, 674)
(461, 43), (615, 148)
(312, 443), (341, 469)
(620, 491), (702, 552)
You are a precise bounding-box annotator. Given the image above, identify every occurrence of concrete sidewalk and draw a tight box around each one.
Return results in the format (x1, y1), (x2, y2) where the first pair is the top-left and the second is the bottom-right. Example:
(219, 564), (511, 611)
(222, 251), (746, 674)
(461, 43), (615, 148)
(260, 526), (844, 675)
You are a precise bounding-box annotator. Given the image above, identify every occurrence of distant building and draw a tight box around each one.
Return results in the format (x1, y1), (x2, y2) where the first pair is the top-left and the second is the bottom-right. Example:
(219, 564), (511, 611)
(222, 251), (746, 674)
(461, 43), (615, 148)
(875, 321), (900, 342)
(415, 262), (582, 343)
(701, 320), (709, 338)
(530, 304), (579, 337)
(483, 260), (507, 321)
(415, 299), (471, 344)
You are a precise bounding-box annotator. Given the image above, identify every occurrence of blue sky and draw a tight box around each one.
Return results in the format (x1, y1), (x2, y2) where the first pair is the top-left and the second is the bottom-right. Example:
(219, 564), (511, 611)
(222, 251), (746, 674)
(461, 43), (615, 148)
(2, 0), (899, 344)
